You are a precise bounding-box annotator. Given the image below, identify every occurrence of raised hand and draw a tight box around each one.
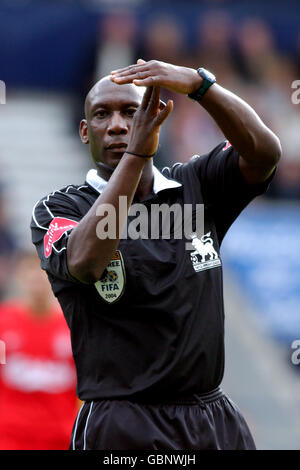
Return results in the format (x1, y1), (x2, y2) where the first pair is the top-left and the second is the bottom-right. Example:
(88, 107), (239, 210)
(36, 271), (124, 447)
(126, 85), (173, 158)
(111, 59), (202, 96)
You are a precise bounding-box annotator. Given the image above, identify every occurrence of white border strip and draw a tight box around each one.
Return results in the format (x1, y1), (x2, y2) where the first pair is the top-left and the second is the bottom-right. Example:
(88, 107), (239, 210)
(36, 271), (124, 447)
(83, 401), (94, 450)
(72, 402), (84, 450)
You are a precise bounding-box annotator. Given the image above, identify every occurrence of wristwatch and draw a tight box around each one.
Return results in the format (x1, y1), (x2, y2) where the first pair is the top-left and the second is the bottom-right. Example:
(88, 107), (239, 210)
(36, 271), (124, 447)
(188, 68), (216, 101)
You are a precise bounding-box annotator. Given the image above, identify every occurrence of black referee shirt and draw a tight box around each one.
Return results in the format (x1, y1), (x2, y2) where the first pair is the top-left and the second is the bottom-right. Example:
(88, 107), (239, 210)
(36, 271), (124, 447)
(31, 142), (273, 402)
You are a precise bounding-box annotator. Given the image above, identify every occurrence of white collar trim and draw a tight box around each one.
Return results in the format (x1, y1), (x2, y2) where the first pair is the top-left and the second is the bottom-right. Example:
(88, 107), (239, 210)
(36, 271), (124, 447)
(85, 166), (182, 194)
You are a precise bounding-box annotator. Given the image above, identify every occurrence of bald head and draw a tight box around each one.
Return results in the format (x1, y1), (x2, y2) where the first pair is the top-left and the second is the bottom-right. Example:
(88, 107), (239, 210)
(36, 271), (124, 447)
(84, 75), (146, 119)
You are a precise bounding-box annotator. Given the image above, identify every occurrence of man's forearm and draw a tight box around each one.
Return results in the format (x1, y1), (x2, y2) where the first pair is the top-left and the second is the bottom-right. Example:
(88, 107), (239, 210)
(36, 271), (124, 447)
(67, 154), (147, 284)
(201, 83), (282, 167)
(110, 60), (281, 185)
(110, 60), (281, 169)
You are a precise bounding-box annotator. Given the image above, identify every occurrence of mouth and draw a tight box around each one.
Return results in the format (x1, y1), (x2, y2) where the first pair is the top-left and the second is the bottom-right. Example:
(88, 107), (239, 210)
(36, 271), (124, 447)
(106, 143), (128, 152)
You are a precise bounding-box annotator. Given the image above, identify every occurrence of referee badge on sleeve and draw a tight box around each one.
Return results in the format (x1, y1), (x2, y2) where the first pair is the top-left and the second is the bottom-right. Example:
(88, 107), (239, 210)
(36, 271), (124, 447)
(94, 250), (126, 303)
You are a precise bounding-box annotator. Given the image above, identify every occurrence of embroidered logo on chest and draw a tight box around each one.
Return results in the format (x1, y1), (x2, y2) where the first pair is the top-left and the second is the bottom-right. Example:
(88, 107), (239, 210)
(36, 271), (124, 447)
(189, 232), (221, 272)
(94, 250), (126, 303)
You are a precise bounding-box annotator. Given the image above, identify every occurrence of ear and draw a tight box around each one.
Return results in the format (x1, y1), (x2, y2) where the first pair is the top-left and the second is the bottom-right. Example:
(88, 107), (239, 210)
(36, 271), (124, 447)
(79, 119), (89, 144)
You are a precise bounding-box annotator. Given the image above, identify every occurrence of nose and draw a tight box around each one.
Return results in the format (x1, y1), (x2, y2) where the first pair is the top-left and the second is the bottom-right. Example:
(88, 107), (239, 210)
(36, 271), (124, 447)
(107, 112), (128, 136)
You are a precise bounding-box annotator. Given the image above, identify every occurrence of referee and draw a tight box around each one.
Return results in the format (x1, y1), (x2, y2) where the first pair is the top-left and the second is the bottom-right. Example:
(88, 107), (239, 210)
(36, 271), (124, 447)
(31, 59), (281, 450)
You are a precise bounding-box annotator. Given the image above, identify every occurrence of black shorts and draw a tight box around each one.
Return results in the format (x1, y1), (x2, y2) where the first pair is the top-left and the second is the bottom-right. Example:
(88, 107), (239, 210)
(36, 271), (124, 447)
(70, 387), (256, 450)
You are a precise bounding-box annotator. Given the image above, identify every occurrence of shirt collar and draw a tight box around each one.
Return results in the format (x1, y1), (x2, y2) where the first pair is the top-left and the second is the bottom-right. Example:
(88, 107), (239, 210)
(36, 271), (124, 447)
(85, 166), (182, 195)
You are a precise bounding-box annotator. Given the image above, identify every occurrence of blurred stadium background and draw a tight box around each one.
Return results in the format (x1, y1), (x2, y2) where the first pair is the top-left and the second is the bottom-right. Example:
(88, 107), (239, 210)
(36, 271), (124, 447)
(0, 0), (300, 450)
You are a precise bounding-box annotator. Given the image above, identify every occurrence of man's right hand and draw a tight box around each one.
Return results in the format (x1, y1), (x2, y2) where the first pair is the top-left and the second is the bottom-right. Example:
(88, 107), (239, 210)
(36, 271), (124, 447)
(125, 86), (173, 158)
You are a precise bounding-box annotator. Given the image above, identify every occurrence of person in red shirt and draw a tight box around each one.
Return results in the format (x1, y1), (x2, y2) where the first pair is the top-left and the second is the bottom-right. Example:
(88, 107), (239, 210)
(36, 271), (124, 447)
(0, 251), (78, 450)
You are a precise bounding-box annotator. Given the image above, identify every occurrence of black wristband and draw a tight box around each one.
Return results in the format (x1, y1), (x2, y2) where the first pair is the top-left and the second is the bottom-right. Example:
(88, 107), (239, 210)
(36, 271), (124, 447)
(125, 151), (156, 159)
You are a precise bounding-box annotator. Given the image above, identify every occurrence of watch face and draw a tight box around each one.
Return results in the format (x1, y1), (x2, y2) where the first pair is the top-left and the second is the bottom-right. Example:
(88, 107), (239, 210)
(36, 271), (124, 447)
(199, 68), (216, 82)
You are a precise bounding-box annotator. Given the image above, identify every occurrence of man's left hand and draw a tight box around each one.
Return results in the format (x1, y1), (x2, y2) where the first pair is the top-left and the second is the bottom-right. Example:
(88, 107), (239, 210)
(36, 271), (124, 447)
(110, 59), (202, 95)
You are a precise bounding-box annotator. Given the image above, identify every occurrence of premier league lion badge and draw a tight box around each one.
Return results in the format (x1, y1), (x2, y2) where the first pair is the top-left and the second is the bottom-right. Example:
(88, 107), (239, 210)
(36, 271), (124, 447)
(190, 232), (221, 272)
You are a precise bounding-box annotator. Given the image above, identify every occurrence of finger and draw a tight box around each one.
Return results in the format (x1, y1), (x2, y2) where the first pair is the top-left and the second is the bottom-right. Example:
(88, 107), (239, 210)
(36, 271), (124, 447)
(133, 77), (160, 87)
(140, 86), (153, 110)
(111, 76), (139, 85)
(111, 63), (148, 75)
(111, 70), (150, 84)
(137, 58), (146, 65)
(111, 66), (149, 79)
(154, 100), (173, 127)
(148, 86), (160, 112)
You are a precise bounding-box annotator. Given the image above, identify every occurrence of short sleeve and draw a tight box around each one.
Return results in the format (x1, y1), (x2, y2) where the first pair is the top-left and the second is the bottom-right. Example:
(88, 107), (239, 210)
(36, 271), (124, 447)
(30, 191), (83, 283)
(193, 141), (276, 244)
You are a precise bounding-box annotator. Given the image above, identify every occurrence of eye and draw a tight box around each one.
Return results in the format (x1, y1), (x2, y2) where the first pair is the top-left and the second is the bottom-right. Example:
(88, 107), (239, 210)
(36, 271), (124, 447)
(95, 110), (107, 119)
(125, 108), (137, 117)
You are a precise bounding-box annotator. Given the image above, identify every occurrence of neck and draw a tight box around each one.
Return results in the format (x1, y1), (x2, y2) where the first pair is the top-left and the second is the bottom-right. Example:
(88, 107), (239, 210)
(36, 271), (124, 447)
(96, 159), (154, 201)
(135, 162), (154, 201)
(96, 161), (114, 181)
